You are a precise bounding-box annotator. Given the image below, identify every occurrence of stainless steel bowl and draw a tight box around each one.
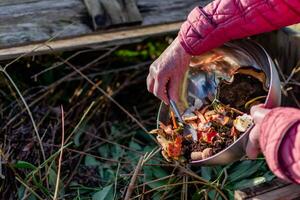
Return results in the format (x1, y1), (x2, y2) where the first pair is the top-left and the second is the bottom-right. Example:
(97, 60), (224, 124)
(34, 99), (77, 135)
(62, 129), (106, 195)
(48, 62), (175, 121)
(157, 39), (281, 165)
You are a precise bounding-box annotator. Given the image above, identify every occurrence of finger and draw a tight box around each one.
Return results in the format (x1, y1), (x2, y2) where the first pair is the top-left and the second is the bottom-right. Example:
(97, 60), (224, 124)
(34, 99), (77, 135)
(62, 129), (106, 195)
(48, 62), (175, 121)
(168, 76), (180, 102)
(246, 125), (261, 159)
(250, 105), (270, 124)
(153, 74), (169, 104)
(250, 104), (265, 116)
(146, 74), (155, 93)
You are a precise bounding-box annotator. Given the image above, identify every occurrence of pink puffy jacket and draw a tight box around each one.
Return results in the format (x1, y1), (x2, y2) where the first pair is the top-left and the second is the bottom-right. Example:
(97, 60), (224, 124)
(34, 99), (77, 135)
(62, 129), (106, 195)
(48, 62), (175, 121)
(179, 0), (300, 184)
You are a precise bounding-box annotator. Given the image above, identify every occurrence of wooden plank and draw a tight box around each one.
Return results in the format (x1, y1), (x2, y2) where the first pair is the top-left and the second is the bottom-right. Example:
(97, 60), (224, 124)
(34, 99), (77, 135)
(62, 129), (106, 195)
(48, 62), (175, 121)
(234, 178), (300, 200)
(0, 22), (182, 60)
(0, 0), (212, 48)
(250, 184), (300, 200)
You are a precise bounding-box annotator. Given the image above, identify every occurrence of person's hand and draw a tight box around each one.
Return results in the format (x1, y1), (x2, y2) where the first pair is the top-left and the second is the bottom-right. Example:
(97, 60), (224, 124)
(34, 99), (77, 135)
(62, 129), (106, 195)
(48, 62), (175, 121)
(147, 37), (191, 104)
(246, 104), (271, 159)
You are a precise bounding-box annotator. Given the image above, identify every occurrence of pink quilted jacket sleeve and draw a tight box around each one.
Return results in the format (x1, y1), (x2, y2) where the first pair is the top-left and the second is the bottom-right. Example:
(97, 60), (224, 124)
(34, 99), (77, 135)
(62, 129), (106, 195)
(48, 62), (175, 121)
(179, 0), (300, 55)
(260, 108), (300, 184)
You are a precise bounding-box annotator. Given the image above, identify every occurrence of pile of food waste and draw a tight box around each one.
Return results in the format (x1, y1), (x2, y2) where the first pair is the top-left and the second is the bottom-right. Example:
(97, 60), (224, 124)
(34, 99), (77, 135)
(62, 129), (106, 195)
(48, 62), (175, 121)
(149, 67), (268, 163)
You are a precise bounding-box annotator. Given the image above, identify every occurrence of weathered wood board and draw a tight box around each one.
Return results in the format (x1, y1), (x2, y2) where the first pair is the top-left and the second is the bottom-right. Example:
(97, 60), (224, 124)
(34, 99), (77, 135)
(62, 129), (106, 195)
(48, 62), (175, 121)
(234, 178), (300, 200)
(0, 0), (212, 48)
(0, 22), (183, 60)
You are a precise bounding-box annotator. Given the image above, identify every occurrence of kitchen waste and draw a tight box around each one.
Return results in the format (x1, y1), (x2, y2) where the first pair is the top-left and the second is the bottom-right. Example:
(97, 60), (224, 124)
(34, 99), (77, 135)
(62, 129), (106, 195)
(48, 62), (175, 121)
(149, 67), (268, 163)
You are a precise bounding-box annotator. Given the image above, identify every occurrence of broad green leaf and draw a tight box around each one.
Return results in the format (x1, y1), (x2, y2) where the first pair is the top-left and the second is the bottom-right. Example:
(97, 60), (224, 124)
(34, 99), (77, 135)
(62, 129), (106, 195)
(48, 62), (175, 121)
(85, 156), (100, 166)
(112, 144), (123, 160)
(226, 189), (235, 200)
(227, 161), (263, 183)
(28, 195), (37, 200)
(17, 185), (26, 199)
(129, 141), (142, 151)
(110, 125), (120, 136)
(232, 171), (275, 190)
(143, 166), (169, 189)
(103, 169), (114, 181)
(201, 167), (212, 181)
(92, 184), (113, 200)
(208, 190), (222, 200)
(152, 191), (162, 200)
(232, 177), (267, 190)
(48, 167), (58, 188)
(98, 144), (109, 158)
(14, 161), (37, 170)
(152, 166), (169, 178)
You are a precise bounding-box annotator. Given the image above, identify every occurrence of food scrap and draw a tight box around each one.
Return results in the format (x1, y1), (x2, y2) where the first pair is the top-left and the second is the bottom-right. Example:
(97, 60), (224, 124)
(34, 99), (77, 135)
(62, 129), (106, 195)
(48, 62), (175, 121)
(150, 100), (253, 162)
(149, 67), (268, 163)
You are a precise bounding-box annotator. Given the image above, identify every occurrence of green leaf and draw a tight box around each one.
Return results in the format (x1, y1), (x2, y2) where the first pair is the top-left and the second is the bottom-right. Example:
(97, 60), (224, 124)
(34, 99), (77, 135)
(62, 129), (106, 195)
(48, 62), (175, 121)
(17, 185), (26, 199)
(208, 190), (222, 200)
(231, 171), (275, 190)
(152, 166), (169, 178)
(85, 156), (100, 166)
(227, 161), (263, 183)
(48, 167), (58, 188)
(92, 184), (113, 200)
(201, 167), (212, 181)
(28, 194), (37, 200)
(129, 141), (142, 151)
(14, 161), (37, 170)
(143, 166), (169, 189)
(112, 145), (123, 160)
(98, 144), (110, 158)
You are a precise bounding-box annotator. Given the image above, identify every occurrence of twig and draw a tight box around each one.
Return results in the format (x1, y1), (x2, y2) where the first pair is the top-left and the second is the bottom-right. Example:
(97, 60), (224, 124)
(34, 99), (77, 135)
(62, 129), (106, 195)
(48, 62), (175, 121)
(181, 175), (188, 200)
(53, 106), (65, 200)
(124, 156), (144, 200)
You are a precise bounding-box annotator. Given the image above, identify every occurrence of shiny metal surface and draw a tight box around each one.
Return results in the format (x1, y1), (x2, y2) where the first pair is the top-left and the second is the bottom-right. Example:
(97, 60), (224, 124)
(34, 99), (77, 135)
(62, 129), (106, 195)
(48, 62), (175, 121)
(157, 39), (281, 166)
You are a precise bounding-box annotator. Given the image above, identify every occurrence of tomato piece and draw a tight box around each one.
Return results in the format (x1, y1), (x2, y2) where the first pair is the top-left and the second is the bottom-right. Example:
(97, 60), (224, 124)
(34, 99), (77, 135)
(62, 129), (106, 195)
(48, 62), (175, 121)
(203, 130), (217, 143)
(197, 131), (203, 140)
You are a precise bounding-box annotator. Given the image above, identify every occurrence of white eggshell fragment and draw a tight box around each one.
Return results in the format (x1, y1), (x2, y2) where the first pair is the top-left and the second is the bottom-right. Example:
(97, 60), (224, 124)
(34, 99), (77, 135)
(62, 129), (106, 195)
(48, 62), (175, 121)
(233, 114), (253, 132)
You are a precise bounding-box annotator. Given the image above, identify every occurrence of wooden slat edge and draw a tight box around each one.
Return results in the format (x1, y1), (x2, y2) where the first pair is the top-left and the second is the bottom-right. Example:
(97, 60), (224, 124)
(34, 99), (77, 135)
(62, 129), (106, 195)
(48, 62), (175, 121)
(0, 22), (182, 60)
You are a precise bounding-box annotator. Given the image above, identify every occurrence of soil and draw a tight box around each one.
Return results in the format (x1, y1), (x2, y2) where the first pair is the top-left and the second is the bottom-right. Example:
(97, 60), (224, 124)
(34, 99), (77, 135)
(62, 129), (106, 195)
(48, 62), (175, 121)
(218, 73), (267, 113)
(183, 70), (268, 161)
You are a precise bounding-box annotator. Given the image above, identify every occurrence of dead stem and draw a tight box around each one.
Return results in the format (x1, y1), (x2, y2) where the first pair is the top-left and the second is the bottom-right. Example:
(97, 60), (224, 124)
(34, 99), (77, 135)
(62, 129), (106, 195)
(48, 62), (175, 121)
(53, 106), (65, 200)
(124, 156), (144, 200)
